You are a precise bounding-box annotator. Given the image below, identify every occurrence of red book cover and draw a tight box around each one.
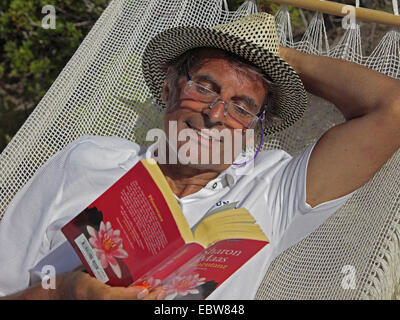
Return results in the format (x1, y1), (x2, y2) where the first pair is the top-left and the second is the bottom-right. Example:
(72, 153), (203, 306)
(62, 159), (193, 286)
(133, 239), (266, 300)
(62, 158), (269, 298)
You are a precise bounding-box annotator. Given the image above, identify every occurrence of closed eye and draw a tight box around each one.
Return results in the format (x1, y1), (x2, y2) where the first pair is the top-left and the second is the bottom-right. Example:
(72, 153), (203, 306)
(196, 84), (215, 95)
(231, 96), (259, 114)
(192, 74), (221, 93)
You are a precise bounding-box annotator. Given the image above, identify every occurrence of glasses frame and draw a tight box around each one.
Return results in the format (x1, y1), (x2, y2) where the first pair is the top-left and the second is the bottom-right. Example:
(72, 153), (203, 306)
(184, 70), (264, 129)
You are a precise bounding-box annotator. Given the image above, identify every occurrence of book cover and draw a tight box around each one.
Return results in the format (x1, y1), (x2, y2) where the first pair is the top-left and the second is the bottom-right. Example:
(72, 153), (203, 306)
(61, 158), (269, 299)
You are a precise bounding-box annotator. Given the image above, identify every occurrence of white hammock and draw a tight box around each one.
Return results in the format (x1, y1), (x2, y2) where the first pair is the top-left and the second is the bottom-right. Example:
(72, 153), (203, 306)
(0, 0), (399, 299)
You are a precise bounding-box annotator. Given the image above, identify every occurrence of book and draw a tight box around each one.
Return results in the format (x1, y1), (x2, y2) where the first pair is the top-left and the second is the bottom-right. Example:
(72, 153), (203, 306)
(61, 158), (269, 300)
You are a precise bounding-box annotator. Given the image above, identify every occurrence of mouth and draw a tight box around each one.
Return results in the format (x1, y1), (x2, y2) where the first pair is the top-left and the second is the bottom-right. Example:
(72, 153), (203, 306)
(185, 122), (223, 143)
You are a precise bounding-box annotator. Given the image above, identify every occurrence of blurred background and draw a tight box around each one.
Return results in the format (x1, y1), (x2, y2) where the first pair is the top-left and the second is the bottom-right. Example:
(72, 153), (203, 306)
(0, 0), (395, 153)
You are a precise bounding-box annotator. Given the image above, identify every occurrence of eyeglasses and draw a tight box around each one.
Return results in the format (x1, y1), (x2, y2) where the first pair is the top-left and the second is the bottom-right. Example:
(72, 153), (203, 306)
(183, 70), (265, 166)
(184, 71), (263, 129)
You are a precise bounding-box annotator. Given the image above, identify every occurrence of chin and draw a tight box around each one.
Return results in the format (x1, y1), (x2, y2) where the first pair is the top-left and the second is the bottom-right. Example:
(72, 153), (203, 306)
(176, 139), (236, 167)
(179, 161), (231, 173)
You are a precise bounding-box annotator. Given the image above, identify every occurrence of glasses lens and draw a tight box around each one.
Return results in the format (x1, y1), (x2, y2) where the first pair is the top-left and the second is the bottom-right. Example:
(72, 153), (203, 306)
(186, 82), (217, 103)
(185, 80), (260, 129)
(228, 103), (258, 128)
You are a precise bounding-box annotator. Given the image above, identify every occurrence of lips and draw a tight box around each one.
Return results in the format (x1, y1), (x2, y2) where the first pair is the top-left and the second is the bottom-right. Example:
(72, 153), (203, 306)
(185, 121), (223, 143)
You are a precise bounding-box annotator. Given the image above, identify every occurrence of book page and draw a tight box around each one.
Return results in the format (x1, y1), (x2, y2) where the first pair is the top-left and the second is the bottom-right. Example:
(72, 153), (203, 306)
(141, 159), (193, 242)
(193, 208), (269, 247)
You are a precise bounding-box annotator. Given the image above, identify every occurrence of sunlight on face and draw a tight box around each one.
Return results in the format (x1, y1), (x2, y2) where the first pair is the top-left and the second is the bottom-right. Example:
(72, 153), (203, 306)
(162, 57), (266, 172)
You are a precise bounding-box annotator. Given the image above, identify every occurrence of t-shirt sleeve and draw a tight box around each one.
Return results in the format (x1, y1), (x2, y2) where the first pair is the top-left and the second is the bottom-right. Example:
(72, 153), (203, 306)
(270, 141), (357, 256)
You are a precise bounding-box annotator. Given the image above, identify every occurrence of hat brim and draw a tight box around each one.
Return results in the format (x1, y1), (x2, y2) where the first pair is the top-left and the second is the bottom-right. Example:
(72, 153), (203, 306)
(142, 26), (308, 136)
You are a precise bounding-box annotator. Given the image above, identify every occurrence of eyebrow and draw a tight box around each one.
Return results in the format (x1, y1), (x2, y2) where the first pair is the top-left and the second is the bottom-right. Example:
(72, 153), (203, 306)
(192, 74), (221, 93)
(232, 95), (259, 113)
(193, 73), (260, 112)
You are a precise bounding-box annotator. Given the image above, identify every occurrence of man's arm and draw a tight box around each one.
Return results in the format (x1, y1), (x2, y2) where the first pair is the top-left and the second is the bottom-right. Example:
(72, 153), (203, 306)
(280, 47), (400, 207)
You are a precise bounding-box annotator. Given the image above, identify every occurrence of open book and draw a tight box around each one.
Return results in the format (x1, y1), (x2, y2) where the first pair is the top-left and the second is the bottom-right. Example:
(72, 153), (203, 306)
(61, 159), (269, 300)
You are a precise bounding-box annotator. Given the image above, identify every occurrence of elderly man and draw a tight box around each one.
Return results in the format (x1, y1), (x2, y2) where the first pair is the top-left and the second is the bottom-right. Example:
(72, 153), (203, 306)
(0, 13), (399, 300)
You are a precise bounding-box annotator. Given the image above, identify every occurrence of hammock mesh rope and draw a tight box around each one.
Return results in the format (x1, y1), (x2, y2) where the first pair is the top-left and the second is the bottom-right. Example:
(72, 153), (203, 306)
(0, 0), (399, 299)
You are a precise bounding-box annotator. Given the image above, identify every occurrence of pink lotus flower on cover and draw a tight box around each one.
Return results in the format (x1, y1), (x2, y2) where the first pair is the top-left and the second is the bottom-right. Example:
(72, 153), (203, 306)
(87, 221), (128, 278)
(164, 274), (206, 300)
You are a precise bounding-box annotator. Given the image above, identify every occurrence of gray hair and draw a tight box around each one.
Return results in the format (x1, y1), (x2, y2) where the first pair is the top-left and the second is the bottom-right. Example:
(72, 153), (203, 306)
(163, 47), (282, 134)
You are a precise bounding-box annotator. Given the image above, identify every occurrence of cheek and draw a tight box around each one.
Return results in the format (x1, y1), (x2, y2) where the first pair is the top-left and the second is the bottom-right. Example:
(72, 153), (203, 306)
(163, 106), (181, 123)
(163, 110), (190, 137)
(165, 78), (185, 109)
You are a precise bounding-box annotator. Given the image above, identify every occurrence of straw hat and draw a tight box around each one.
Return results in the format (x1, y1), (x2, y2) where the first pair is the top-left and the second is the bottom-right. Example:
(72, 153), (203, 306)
(142, 12), (308, 135)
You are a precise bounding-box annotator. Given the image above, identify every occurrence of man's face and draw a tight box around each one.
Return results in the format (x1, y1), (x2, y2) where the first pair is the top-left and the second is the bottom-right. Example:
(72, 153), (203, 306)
(162, 57), (267, 172)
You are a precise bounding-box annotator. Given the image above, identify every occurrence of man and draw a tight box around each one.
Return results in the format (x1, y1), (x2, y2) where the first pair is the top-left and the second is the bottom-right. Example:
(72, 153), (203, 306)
(0, 13), (399, 299)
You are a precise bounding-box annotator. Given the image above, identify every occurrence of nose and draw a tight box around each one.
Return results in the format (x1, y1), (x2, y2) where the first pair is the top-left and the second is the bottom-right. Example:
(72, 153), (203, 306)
(204, 99), (226, 123)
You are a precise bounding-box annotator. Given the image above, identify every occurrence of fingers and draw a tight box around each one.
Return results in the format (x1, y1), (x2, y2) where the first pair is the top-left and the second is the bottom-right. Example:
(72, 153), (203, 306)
(98, 285), (166, 300)
(143, 286), (166, 300)
(60, 270), (166, 300)
(279, 45), (289, 60)
(99, 285), (147, 300)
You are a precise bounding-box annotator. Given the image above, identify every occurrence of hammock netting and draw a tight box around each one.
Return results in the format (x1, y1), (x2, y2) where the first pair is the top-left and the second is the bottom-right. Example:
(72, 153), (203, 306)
(0, 0), (399, 299)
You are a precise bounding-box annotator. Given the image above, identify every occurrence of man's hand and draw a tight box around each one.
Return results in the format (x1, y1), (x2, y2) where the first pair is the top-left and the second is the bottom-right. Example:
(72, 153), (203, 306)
(56, 270), (166, 300)
(279, 45), (291, 62)
(1, 270), (166, 300)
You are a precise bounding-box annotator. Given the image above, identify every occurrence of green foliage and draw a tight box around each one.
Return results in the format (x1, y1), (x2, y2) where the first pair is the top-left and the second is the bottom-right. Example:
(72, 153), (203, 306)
(0, 95), (33, 152)
(0, 0), (108, 152)
(227, 1), (305, 32)
(226, 0), (245, 11)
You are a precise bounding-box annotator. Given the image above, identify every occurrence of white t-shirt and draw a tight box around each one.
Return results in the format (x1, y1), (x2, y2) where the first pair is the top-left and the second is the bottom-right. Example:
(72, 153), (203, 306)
(0, 135), (355, 299)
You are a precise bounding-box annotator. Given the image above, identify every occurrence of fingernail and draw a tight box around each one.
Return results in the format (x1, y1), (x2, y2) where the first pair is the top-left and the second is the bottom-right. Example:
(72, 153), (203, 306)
(137, 288), (149, 299)
(157, 291), (166, 300)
